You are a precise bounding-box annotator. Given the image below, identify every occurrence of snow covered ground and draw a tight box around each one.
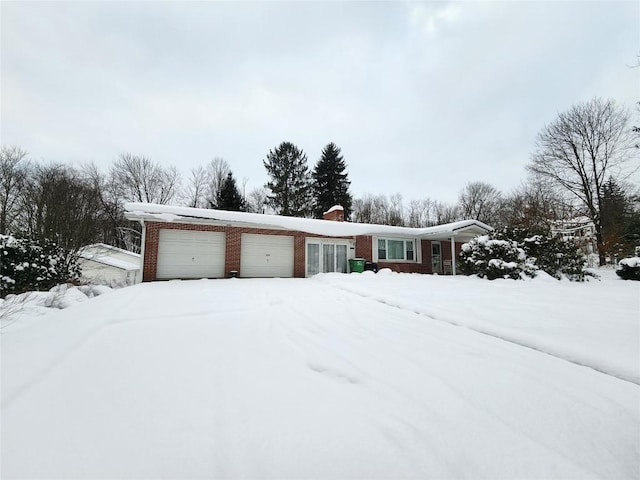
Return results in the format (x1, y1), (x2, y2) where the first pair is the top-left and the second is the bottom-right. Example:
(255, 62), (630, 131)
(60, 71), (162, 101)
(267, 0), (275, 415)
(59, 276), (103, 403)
(2, 272), (639, 479)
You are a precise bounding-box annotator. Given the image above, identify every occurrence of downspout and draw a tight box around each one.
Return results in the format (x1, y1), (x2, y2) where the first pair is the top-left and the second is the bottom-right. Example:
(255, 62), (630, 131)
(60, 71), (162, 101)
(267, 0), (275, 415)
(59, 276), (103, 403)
(137, 219), (146, 284)
(450, 235), (456, 276)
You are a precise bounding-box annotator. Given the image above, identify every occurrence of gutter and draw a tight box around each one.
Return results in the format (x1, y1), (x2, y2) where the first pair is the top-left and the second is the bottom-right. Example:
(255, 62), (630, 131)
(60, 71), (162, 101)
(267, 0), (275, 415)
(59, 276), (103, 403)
(137, 219), (146, 284)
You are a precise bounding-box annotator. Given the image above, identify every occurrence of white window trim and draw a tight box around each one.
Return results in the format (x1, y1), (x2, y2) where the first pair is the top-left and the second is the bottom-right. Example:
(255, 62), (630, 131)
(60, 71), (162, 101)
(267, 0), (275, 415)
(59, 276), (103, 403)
(374, 237), (421, 263)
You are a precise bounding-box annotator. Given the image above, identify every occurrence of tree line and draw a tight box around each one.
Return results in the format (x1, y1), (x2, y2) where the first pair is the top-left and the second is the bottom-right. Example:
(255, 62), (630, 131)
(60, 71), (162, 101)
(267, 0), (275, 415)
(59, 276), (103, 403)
(0, 141), (354, 252)
(0, 96), (638, 264)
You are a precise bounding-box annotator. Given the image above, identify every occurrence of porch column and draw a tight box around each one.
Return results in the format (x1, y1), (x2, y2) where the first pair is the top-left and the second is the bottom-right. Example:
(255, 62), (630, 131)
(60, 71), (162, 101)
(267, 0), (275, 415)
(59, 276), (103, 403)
(450, 235), (456, 276)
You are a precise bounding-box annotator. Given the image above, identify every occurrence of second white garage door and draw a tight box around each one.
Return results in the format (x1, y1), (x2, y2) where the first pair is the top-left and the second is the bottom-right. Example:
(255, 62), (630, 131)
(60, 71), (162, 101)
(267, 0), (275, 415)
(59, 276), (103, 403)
(157, 229), (226, 279)
(240, 234), (294, 278)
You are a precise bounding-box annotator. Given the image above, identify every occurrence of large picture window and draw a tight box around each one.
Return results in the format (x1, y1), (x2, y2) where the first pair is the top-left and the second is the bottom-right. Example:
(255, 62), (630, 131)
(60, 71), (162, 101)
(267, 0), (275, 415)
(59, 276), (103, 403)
(377, 238), (416, 261)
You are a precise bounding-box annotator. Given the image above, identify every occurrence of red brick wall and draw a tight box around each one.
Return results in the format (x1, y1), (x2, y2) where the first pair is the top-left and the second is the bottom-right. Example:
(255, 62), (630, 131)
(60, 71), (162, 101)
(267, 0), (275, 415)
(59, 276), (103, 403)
(143, 221), (352, 281)
(355, 235), (372, 260)
(142, 221), (468, 280)
(441, 240), (464, 262)
(375, 239), (465, 275)
(294, 236), (306, 278)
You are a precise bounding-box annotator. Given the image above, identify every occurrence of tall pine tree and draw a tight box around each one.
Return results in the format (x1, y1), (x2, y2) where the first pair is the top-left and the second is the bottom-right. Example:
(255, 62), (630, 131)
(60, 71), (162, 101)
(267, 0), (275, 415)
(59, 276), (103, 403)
(214, 172), (245, 211)
(312, 143), (353, 219)
(601, 177), (639, 257)
(263, 142), (313, 217)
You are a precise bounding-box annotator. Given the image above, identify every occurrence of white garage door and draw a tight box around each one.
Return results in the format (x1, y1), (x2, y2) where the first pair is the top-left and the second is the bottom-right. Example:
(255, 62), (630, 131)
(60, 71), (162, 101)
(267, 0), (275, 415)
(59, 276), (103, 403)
(157, 230), (226, 279)
(240, 234), (294, 278)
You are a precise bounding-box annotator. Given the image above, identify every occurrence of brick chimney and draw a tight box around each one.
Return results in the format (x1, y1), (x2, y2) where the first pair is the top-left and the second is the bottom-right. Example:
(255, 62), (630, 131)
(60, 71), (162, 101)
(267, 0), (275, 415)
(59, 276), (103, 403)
(323, 205), (344, 222)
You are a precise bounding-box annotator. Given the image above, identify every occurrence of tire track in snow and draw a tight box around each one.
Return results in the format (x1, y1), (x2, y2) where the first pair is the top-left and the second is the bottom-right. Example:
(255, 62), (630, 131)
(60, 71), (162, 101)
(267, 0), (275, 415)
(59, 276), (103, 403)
(269, 286), (605, 478)
(323, 282), (640, 386)
(2, 323), (107, 409)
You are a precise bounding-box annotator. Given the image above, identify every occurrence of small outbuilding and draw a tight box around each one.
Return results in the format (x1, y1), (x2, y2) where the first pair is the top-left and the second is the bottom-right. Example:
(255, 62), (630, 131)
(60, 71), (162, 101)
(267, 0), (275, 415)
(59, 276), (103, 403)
(78, 244), (141, 286)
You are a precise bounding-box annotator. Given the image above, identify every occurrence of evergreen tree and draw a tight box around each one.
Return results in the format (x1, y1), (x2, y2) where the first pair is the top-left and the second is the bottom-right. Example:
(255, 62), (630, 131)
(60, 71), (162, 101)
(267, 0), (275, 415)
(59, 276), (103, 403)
(214, 172), (245, 211)
(263, 142), (313, 217)
(312, 143), (353, 219)
(601, 177), (639, 257)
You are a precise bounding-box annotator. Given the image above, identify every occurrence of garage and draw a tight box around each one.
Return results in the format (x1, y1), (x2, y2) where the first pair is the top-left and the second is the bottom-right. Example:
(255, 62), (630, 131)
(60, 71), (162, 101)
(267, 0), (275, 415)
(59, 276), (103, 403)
(157, 229), (226, 279)
(240, 234), (294, 278)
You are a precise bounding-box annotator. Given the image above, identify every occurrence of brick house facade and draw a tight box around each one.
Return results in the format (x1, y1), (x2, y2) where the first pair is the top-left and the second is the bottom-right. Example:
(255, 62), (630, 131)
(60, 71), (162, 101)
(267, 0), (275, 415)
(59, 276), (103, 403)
(142, 221), (355, 282)
(126, 203), (491, 282)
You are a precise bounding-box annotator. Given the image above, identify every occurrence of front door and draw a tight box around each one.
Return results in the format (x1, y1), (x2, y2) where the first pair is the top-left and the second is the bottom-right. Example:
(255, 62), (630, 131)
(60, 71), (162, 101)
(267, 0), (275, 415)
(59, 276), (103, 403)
(432, 242), (442, 274)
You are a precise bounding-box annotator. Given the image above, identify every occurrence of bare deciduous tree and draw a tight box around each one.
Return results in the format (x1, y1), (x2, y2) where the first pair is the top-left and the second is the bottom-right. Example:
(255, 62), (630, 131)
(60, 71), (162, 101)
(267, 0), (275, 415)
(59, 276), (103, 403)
(20, 163), (103, 249)
(406, 198), (437, 227)
(352, 193), (406, 226)
(388, 193), (405, 226)
(433, 201), (460, 224)
(0, 146), (30, 234)
(111, 153), (180, 205)
(457, 181), (502, 225)
(83, 162), (139, 249)
(245, 187), (270, 213)
(528, 97), (635, 265)
(205, 157), (231, 207)
(352, 194), (389, 224)
(183, 166), (209, 208)
(499, 177), (574, 231)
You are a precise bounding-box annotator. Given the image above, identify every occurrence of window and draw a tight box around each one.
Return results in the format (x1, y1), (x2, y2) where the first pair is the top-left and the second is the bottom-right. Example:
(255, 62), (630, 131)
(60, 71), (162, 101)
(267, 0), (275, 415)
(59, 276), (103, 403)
(307, 243), (320, 276)
(336, 245), (347, 273)
(307, 240), (350, 276)
(323, 244), (335, 273)
(377, 238), (416, 261)
(378, 239), (386, 260)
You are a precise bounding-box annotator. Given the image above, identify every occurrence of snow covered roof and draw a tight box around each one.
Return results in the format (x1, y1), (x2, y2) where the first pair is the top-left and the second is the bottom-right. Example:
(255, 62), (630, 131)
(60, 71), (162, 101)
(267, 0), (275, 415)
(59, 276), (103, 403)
(79, 244), (140, 271)
(124, 203), (493, 239)
(79, 254), (140, 271)
(80, 243), (140, 258)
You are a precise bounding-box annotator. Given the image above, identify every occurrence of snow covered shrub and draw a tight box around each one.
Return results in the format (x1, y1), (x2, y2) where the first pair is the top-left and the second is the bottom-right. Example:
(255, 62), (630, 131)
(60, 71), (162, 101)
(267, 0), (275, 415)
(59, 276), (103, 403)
(459, 227), (592, 281)
(459, 235), (536, 280)
(0, 235), (81, 297)
(518, 231), (591, 281)
(616, 257), (640, 281)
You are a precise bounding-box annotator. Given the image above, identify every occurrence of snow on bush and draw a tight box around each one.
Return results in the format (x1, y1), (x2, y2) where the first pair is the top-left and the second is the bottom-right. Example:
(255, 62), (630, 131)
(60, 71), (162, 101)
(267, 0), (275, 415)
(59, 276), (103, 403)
(619, 257), (640, 268)
(616, 257), (640, 281)
(459, 234), (536, 280)
(518, 229), (590, 281)
(460, 228), (593, 281)
(0, 235), (81, 297)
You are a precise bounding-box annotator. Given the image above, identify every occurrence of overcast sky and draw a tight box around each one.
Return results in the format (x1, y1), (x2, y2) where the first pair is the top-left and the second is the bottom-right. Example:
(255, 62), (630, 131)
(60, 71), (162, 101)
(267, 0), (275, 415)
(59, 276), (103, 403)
(2, 1), (638, 203)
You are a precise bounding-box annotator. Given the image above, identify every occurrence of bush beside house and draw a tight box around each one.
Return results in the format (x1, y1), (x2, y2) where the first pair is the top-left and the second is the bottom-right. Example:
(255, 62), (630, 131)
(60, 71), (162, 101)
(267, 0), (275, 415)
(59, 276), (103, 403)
(459, 228), (592, 281)
(0, 235), (80, 297)
(458, 236), (536, 280)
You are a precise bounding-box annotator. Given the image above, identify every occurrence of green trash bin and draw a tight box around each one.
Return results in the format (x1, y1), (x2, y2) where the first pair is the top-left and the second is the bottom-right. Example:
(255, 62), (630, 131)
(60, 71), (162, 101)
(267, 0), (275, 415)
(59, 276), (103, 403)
(349, 258), (366, 273)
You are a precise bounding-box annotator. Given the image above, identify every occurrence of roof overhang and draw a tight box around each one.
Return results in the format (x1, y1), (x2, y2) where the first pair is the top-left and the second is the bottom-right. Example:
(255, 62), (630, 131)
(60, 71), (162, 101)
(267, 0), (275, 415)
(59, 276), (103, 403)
(124, 203), (493, 241)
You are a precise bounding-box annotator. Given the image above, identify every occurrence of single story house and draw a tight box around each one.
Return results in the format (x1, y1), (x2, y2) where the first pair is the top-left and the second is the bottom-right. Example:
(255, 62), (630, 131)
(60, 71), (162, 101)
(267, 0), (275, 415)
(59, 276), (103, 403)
(78, 243), (141, 286)
(124, 203), (492, 282)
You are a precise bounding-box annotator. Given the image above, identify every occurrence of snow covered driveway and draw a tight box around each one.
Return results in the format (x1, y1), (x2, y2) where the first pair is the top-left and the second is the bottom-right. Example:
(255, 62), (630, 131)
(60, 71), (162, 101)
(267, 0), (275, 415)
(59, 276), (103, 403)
(2, 274), (639, 479)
